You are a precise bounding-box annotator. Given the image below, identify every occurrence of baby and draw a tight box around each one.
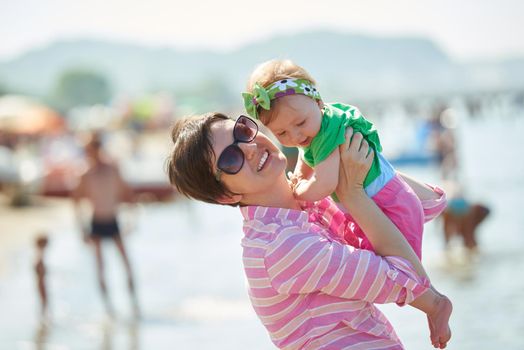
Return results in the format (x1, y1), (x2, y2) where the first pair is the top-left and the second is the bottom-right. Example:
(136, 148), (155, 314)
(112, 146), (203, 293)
(243, 59), (447, 259)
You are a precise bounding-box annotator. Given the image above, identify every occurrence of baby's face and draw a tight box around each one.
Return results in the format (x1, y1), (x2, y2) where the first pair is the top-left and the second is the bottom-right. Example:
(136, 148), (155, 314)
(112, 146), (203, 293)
(265, 95), (323, 148)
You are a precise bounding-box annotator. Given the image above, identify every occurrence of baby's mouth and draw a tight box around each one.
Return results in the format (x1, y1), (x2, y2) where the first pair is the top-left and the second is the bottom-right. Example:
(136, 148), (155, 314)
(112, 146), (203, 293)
(299, 138), (311, 147)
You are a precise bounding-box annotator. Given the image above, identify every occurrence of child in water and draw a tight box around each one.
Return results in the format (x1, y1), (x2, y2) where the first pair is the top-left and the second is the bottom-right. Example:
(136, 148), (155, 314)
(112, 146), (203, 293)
(243, 59), (447, 259)
(34, 234), (49, 318)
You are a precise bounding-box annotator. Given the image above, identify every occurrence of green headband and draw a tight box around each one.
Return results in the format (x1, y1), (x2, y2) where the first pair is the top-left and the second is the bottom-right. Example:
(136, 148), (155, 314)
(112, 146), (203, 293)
(242, 78), (321, 119)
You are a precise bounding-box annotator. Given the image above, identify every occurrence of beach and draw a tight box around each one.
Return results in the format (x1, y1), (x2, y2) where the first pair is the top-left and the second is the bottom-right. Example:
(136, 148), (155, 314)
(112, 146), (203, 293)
(1, 112), (524, 349)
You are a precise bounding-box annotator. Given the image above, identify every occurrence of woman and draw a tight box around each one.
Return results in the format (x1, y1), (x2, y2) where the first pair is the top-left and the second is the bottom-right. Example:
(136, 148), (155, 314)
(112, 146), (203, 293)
(167, 113), (451, 349)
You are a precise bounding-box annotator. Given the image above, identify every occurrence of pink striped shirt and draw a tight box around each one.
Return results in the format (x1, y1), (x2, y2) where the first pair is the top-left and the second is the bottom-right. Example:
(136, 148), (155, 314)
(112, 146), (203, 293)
(240, 198), (432, 350)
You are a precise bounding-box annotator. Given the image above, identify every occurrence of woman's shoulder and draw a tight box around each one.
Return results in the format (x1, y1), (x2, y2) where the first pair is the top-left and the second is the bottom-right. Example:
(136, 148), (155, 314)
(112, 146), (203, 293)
(240, 205), (309, 224)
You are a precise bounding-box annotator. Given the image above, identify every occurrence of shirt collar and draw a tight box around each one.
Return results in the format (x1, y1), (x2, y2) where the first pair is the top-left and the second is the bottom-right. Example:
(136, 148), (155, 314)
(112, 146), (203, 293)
(240, 197), (335, 224)
(240, 204), (309, 224)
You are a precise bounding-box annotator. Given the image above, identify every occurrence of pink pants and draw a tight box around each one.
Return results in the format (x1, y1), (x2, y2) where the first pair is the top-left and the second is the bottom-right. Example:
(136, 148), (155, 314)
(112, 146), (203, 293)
(343, 174), (447, 260)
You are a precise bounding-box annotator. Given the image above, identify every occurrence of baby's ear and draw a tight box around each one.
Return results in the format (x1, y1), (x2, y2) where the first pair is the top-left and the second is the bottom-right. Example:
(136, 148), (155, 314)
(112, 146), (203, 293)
(216, 193), (243, 205)
(317, 100), (324, 109)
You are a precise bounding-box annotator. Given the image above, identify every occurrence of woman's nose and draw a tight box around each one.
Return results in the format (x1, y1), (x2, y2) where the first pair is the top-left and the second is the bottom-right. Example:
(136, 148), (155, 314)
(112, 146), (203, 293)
(238, 142), (257, 159)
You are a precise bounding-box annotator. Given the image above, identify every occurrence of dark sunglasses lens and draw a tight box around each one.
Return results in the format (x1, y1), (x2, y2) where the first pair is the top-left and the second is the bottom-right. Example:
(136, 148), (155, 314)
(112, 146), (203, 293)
(217, 145), (244, 174)
(235, 116), (258, 142)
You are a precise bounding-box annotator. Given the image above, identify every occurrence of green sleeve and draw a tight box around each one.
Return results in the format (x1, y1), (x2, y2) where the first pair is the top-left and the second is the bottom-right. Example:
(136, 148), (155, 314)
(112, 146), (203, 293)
(304, 105), (347, 167)
(304, 103), (383, 188)
(334, 103), (382, 154)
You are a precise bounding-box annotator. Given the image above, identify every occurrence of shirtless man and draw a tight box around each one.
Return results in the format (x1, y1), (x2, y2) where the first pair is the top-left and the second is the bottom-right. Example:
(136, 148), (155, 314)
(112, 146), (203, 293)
(72, 133), (139, 316)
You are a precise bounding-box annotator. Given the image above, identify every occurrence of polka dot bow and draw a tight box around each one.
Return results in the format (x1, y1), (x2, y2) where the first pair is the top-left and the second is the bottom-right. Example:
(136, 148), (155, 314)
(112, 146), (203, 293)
(242, 78), (321, 119)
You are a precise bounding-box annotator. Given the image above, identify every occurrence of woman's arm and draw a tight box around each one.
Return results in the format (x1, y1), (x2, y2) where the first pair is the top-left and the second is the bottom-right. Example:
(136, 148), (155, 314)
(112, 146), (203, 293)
(265, 229), (429, 305)
(336, 129), (453, 348)
(335, 129), (427, 279)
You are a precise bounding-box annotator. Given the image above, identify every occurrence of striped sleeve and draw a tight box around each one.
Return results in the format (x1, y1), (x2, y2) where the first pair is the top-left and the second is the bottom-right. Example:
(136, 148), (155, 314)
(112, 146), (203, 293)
(264, 229), (429, 305)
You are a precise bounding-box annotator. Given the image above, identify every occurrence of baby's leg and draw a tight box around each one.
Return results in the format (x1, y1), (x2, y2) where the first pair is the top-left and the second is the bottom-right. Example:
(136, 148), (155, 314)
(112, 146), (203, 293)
(427, 291), (453, 348)
(398, 172), (448, 222)
(372, 175), (425, 259)
(340, 174), (426, 257)
(410, 289), (453, 348)
(398, 171), (440, 201)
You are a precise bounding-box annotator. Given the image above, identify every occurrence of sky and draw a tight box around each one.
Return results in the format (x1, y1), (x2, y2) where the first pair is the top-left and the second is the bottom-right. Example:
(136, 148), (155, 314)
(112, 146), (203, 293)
(1, 0), (524, 61)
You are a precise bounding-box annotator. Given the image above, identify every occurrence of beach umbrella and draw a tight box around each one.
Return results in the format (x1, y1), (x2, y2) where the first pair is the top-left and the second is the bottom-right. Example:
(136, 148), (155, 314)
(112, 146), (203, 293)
(0, 95), (66, 135)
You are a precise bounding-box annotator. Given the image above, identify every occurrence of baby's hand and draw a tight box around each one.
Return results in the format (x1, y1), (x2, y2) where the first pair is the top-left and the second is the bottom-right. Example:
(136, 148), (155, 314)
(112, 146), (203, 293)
(287, 171), (298, 186)
(288, 171), (305, 188)
(287, 172), (302, 194)
(292, 179), (310, 199)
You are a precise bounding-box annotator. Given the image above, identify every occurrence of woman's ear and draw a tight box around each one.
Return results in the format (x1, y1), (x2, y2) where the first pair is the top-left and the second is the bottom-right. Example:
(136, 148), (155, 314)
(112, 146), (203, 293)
(216, 193), (243, 205)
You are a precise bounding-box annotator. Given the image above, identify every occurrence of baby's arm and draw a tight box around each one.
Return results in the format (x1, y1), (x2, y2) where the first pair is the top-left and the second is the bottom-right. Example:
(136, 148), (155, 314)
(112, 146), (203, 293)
(293, 150), (340, 202)
(294, 155), (314, 181)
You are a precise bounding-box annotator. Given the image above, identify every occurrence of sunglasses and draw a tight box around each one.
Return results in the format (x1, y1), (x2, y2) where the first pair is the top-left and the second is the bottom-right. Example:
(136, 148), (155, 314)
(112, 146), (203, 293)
(215, 115), (259, 181)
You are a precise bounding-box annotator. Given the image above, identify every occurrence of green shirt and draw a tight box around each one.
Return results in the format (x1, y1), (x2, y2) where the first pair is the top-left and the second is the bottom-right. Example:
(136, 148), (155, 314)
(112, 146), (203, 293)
(302, 103), (383, 188)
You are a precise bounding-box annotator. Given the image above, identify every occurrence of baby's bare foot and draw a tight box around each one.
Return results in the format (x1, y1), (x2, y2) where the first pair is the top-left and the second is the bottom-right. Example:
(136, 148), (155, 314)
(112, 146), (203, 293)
(427, 294), (452, 348)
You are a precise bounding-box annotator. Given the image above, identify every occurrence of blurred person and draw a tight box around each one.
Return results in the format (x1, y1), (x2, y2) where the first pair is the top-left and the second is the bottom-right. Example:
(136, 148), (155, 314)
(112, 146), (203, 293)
(429, 106), (459, 180)
(167, 113), (452, 349)
(243, 59), (446, 260)
(34, 233), (49, 318)
(72, 133), (139, 316)
(34, 319), (50, 350)
(441, 181), (490, 255)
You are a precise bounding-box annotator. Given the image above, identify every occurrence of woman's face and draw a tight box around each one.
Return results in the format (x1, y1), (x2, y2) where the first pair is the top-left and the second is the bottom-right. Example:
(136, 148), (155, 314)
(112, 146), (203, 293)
(210, 118), (288, 200)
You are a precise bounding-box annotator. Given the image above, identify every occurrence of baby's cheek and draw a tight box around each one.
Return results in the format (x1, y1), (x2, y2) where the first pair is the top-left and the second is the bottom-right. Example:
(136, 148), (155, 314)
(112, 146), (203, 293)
(275, 135), (287, 146)
(280, 139), (296, 148)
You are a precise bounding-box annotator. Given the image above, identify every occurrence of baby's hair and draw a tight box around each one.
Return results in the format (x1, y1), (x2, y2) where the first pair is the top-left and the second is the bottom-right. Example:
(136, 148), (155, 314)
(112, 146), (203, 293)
(246, 59), (317, 125)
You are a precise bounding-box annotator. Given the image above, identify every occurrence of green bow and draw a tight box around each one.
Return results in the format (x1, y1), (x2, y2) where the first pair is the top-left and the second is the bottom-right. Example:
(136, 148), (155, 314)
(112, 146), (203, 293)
(242, 83), (271, 119)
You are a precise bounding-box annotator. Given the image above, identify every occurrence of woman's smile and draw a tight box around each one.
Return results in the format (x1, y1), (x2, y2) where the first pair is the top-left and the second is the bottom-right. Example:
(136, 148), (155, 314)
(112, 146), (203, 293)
(257, 150), (270, 171)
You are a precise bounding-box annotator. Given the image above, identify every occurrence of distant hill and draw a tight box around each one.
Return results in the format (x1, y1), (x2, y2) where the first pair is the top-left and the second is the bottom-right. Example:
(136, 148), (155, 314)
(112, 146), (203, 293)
(0, 31), (523, 104)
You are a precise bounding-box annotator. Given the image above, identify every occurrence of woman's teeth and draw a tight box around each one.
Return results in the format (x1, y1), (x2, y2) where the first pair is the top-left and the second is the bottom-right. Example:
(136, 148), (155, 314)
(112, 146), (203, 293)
(257, 151), (269, 171)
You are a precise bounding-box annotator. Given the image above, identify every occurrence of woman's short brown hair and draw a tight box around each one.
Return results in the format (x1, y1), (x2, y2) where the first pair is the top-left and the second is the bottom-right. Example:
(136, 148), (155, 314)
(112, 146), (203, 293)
(166, 112), (239, 207)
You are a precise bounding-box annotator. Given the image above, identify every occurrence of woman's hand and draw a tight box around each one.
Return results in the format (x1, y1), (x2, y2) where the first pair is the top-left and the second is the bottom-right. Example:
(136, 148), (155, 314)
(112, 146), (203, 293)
(335, 128), (374, 202)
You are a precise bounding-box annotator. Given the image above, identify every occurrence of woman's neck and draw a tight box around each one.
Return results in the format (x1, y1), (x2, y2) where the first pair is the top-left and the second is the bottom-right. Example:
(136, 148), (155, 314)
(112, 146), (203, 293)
(241, 177), (301, 210)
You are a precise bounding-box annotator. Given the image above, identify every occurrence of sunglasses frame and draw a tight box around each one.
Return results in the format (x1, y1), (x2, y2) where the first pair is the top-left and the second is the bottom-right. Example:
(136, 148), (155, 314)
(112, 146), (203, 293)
(215, 115), (258, 182)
